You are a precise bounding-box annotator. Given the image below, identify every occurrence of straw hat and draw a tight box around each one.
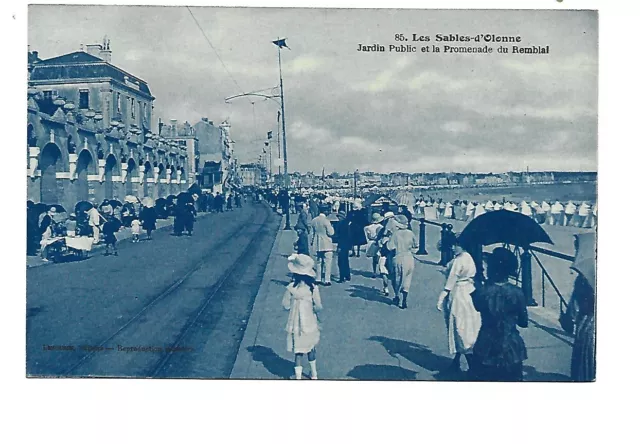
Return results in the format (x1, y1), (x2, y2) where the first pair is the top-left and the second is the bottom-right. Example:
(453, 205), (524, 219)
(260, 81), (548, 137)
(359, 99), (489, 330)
(383, 211), (395, 219)
(394, 214), (409, 228)
(287, 254), (316, 278)
(371, 213), (383, 223)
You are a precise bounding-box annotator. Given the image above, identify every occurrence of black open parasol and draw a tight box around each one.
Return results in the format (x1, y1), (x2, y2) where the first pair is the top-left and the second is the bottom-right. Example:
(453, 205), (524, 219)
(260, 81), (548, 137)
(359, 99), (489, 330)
(177, 192), (194, 205)
(458, 209), (553, 248)
(109, 199), (123, 208)
(75, 200), (93, 213)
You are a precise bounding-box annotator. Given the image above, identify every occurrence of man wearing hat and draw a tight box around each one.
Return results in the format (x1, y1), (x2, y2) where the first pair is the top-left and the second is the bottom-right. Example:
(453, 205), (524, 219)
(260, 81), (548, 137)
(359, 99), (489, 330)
(310, 210), (335, 286)
(334, 210), (352, 283)
(88, 203), (102, 244)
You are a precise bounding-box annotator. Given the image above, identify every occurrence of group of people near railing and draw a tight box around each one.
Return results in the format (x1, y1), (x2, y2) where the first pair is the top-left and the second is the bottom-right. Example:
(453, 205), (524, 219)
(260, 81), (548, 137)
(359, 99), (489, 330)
(281, 197), (595, 381)
(414, 197), (597, 228)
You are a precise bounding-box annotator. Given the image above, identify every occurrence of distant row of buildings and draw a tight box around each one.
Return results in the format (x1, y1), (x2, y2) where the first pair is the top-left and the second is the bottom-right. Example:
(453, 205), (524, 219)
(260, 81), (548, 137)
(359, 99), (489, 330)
(27, 38), (237, 211)
(282, 170), (597, 190)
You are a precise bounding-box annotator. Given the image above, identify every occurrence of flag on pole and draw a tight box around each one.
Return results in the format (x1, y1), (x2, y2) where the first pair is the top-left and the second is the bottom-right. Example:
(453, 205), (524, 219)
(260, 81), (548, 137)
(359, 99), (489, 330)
(267, 131), (273, 139)
(272, 38), (290, 49)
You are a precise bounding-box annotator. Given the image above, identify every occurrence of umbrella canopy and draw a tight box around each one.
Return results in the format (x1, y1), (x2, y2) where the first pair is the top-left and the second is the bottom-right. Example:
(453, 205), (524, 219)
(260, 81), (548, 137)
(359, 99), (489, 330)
(166, 195), (177, 202)
(141, 196), (155, 208)
(571, 232), (596, 290)
(155, 197), (167, 206)
(51, 211), (68, 223)
(124, 195), (140, 204)
(458, 209), (554, 248)
(393, 190), (416, 209)
(74, 200), (94, 213)
(45, 204), (66, 213)
(32, 202), (49, 217)
(177, 192), (194, 205)
(109, 199), (123, 208)
(188, 183), (202, 196)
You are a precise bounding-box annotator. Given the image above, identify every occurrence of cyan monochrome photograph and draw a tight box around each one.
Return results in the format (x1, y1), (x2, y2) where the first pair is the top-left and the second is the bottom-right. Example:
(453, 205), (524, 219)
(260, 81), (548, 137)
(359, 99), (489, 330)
(25, 5), (597, 381)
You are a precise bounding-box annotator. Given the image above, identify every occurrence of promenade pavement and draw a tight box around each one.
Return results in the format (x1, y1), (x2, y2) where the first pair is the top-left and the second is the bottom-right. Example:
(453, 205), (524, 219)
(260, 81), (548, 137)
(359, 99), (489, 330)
(28, 215), (189, 269)
(232, 213), (574, 381)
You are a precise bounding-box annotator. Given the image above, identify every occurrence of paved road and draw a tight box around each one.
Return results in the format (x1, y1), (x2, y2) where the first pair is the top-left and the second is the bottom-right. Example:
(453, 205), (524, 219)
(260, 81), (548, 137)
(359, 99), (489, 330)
(27, 202), (280, 378)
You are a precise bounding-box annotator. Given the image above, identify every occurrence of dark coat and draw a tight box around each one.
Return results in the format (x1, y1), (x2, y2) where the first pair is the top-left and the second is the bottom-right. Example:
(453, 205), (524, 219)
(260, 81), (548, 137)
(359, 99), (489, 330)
(334, 218), (352, 249)
(348, 209), (368, 246)
(140, 207), (157, 231)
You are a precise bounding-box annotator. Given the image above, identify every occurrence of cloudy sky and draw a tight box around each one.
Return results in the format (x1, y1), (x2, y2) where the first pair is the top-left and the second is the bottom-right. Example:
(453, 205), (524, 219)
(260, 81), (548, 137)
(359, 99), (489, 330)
(29, 6), (597, 174)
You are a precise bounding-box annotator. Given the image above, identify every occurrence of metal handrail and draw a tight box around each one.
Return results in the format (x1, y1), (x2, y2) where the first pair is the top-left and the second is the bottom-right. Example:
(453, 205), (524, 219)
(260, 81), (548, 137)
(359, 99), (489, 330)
(530, 250), (570, 311)
(530, 245), (575, 262)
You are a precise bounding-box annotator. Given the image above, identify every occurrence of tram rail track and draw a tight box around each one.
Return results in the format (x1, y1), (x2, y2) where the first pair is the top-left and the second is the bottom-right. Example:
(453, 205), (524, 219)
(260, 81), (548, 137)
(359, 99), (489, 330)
(60, 203), (274, 377)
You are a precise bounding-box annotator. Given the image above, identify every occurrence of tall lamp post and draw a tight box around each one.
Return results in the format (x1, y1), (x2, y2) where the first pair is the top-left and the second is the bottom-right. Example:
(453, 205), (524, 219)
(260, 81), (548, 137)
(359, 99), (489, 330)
(273, 37), (291, 230)
(224, 37), (291, 229)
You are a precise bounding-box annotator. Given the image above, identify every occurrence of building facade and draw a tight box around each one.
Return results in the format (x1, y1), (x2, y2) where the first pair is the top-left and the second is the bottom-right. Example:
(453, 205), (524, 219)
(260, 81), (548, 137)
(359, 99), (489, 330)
(27, 42), (191, 211)
(238, 163), (266, 187)
(193, 117), (232, 194)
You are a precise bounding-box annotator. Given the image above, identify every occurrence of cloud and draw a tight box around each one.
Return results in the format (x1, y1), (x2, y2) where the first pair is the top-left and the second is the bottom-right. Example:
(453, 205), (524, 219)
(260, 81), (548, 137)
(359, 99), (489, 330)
(28, 6), (598, 173)
(442, 121), (472, 133)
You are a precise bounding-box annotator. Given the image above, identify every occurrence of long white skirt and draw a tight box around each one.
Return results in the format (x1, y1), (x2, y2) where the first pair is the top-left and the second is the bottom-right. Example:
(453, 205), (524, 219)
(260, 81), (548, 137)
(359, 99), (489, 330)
(443, 282), (481, 355)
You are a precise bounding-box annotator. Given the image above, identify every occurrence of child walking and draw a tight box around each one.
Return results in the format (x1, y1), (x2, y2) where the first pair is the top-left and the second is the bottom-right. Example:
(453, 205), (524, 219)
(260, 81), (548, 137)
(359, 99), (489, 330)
(102, 216), (122, 256)
(283, 254), (323, 380)
(294, 227), (310, 255)
(130, 217), (141, 243)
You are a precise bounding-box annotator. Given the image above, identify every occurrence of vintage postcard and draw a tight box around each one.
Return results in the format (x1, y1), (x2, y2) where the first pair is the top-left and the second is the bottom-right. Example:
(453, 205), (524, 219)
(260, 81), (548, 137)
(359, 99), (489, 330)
(26, 5), (597, 381)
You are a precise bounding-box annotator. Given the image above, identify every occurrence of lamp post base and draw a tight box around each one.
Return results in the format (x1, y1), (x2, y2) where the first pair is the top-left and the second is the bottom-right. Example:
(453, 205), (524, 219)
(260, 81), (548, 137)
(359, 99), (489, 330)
(416, 218), (428, 255)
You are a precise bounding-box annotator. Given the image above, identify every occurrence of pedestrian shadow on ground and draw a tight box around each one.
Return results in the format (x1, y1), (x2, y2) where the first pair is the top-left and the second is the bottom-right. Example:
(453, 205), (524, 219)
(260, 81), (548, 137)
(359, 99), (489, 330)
(523, 365), (571, 382)
(528, 318), (573, 346)
(368, 336), (463, 380)
(348, 284), (395, 306)
(350, 269), (377, 279)
(246, 345), (294, 379)
(347, 364), (417, 380)
(415, 257), (443, 267)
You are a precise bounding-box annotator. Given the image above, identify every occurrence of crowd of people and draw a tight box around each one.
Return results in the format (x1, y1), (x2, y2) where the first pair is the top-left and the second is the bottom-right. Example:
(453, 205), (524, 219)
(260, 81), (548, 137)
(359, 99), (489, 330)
(414, 195), (598, 228)
(280, 193), (596, 382)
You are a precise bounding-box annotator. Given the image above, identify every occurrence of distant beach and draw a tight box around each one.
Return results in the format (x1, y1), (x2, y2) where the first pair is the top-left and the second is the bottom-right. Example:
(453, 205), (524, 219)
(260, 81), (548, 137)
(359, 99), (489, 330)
(408, 182), (597, 204)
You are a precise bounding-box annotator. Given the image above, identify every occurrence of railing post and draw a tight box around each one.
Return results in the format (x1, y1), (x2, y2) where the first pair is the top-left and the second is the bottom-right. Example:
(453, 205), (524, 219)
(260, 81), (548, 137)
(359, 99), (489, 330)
(439, 223), (448, 265)
(521, 247), (537, 306)
(417, 218), (428, 255)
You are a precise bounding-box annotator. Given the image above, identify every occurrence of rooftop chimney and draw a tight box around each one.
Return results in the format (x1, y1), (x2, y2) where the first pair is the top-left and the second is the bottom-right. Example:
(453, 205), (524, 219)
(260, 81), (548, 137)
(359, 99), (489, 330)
(85, 43), (102, 58)
(99, 35), (112, 62)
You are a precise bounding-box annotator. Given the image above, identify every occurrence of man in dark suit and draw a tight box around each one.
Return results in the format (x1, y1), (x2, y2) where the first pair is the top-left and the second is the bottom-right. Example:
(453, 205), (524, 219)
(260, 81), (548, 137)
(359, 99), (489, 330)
(335, 211), (352, 283)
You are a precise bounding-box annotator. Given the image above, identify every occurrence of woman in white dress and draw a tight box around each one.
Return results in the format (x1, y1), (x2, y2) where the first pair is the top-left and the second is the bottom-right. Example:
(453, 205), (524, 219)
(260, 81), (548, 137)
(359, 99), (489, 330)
(283, 254), (323, 380)
(437, 238), (482, 372)
(364, 213), (384, 277)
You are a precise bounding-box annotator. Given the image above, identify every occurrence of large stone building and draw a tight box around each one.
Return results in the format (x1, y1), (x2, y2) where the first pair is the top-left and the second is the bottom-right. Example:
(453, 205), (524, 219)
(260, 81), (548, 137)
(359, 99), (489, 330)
(238, 163), (266, 187)
(27, 41), (191, 211)
(193, 117), (231, 194)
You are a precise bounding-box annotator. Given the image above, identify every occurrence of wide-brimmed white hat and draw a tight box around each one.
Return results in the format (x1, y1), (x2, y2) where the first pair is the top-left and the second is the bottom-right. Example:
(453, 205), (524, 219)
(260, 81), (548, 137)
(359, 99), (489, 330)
(384, 211), (394, 219)
(287, 254), (316, 278)
(371, 212), (383, 223)
(394, 214), (409, 229)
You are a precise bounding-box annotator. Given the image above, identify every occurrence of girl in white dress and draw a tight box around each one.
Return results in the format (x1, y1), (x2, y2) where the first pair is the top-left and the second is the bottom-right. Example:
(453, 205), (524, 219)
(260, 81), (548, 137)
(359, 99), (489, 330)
(437, 238), (482, 372)
(283, 254), (323, 380)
